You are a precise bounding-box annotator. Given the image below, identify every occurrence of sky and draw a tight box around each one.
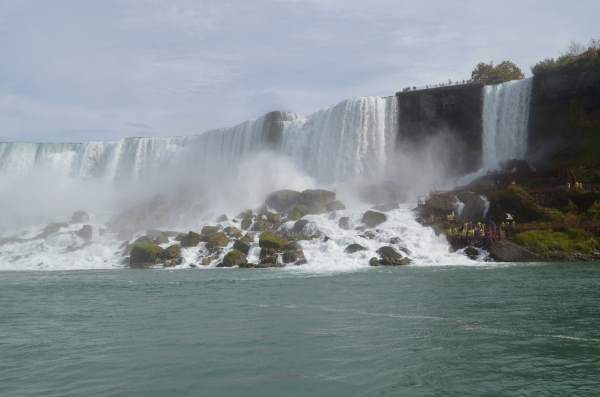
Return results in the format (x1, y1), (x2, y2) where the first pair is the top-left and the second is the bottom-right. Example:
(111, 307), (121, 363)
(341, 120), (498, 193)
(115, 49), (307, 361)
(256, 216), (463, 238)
(0, 0), (598, 142)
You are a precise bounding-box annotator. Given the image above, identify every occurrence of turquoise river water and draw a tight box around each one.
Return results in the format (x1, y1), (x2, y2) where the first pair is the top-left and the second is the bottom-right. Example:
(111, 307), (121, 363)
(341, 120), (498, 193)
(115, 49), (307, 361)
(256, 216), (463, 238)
(1, 263), (599, 396)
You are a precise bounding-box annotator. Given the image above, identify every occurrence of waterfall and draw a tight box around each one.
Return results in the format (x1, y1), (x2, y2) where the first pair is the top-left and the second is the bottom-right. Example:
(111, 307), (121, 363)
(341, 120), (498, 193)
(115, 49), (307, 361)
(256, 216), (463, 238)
(481, 78), (533, 169)
(280, 96), (397, 184)
(0, 97), (398, 185)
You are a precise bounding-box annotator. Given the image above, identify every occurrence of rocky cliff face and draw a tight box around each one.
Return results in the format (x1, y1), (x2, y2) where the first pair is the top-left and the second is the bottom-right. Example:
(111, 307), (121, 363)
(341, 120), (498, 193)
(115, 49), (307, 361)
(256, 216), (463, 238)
(396, 84), (483, 176)
(528, 68), (600, 167)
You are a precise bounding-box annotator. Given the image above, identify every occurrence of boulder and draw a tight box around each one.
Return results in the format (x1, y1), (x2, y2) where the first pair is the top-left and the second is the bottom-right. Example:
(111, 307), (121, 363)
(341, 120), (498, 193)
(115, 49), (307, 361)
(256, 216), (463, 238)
(282, 242), (305, 264)
(288, 204), (309, 221)
(463, 245), (479, 260)
(224, 226), (243, 238)
(259, 232), (288, 250)
(233, 239), (251, 255)
(130, 242), (163, 268)
(373, 246), (411, 266)
(201, 225), (221, 237)
(206, 231), (229, 251)
(488, 240), (540, 262)
(160, 244), (181, 260)
(241, 216), (253, 230)
(326, 200), (346, 212)
(70, 210), (90, 223)
(251, 217), (273, 232)
(216, 214), (228, 222)
(298, 189), (336, 214)
(345, 243), (367, 254)
(265, 190), (301, 212)
(179, 231), (202, 247)
(75, 225), (93, 242)
(362, 211), (387, 228)
(219, 250), (248, 267)
(338, 217), (351, 230)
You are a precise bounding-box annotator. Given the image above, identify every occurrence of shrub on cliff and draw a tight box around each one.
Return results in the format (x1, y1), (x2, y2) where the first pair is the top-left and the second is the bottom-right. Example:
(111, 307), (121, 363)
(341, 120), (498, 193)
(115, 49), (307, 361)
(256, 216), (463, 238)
(471, 61), (524, 85)
(531, 39), (600, 75)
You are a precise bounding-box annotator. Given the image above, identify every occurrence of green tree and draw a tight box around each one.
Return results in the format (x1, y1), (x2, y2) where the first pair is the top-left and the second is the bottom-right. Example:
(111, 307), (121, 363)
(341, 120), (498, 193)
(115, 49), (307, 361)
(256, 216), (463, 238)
(471, 61), (525, 85)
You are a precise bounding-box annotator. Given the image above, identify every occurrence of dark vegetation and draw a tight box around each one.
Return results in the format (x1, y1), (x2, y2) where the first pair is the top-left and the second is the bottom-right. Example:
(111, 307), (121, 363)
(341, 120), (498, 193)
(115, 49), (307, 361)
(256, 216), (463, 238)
(470, 61), (524, 85)
(532, 39), (600, 75)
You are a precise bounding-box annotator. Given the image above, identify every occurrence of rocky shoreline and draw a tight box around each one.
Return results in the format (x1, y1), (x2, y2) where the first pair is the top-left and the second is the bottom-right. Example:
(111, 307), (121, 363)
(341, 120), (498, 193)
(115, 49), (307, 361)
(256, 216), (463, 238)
(417, 161), (600, 262)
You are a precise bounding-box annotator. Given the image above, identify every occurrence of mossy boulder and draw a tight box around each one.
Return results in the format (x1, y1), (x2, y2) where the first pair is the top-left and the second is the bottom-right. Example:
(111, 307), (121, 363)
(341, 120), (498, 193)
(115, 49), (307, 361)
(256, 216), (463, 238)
(288, 204), (309, 221)
(130, 242), (163, 268)
(179, 231), (202, 247)
(488, 240), (540, 262)
(160, 244), (181, 260)
(298, 189), (336, 213)
(251, 216), (273, 232)
(362, 210), (387, 228)
(259, 232), (288, 250)
(219, 249), (248, 267)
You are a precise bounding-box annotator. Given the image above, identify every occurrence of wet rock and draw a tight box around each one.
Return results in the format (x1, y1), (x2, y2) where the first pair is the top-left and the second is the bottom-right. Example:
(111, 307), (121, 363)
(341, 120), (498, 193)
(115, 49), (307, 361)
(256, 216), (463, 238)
(219, 249), (247, 267)
(265, 190), (301, 212)
(288, 204), (309, 221)
(282, 242), (305, 264)
(201, 255), (219, 267)
(359, 230), (378, 240)
(201, 225), (221, 237)
(259, 253), (279, 266)
(338, 217), (351, 230)
(375, 246), (411, 266)
(298, 189), (336, 214)
(259, 231), (288, 250)
(369, 257), (381, 267)
(224, 226), (242, 239)
(344, 243), (367, 254)
(464, 245), (479, 260)
(362, 210), (387, 228)
(488, 240), (540, 262)
(179, 231), (202, 248)
(70, 210), (90, 223)
(251, 216), (273, 232)
(241, 216), (253, 230)
(233, 239), (251, 255)
(326, 200), (346, 212)
(160, 244), (181, 261)
(206, 231), (229, 251)
(389, 237), (401, 245)
(130, 242), (163, 268)
(75, 225), (93, 242)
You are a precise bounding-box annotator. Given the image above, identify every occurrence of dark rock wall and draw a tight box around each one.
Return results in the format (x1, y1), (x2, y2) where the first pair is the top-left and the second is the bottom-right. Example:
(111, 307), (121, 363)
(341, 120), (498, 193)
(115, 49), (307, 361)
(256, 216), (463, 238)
(396, 84), (483, 176)
(528, 68), (600, 167)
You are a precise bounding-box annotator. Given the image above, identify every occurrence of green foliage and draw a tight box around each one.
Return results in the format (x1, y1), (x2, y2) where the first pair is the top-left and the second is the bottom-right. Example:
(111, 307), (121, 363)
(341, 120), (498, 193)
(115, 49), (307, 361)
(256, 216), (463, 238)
(471, 60), (525, 85)
(515, 229), (597, 255)
(585, 202), (600, 221)
(531, 39), (600, 75)
(258, 231), (288, 250)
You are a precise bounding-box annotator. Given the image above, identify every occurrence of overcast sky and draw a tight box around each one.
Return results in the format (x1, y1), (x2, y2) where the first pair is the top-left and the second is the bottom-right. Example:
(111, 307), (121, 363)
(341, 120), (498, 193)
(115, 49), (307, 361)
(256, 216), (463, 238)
(1, 0), (598, 142)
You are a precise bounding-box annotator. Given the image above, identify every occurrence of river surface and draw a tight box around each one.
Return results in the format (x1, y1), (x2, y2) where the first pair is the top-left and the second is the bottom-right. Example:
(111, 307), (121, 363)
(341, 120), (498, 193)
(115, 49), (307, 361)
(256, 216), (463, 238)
(2, 263), (599, 396)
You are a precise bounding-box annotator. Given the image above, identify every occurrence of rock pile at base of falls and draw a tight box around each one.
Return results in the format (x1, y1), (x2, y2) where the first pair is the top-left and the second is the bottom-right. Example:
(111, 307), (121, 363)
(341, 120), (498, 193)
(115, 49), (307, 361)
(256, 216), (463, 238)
(114, 186), (422, 269)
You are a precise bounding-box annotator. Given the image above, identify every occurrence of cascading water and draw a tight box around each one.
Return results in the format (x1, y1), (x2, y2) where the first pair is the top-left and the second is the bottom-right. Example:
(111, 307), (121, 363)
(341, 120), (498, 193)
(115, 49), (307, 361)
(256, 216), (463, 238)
(0, 95), (473, 271)
(481, 78), (533, 169)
